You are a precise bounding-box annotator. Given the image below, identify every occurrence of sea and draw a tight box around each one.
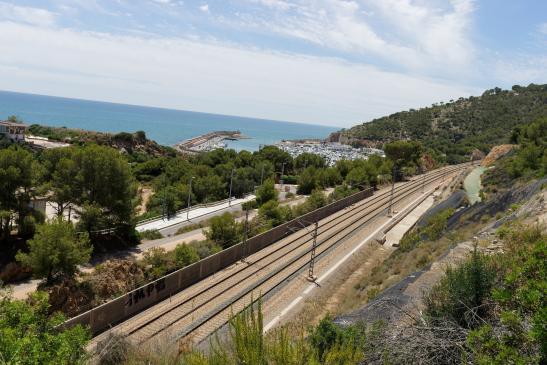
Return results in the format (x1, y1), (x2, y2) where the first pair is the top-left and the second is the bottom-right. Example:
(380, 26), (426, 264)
(0, 90), (337, 151)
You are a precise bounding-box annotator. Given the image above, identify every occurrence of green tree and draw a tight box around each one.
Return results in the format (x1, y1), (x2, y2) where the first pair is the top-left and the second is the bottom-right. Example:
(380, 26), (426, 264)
(0, 290), (90, 365)
(205, 213), (242, 249)
(16, 219), (92, 283)
(255, 178), (278, 206)
(175, 244), (200, 267)
(39, 148), (80, 219)
(317, 167), (342, 188)
(75, 145), (137, 226)
(0, 147), (36, 239)
(255, 146), (293, 173)
(297, 167), (319, 195)
(295, 152), (326, 170)
(231, 167), (256, 198)
(384, 140), (423, 167)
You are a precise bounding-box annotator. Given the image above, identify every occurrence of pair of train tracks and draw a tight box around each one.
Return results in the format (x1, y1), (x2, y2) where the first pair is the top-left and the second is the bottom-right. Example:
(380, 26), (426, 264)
(93, 163), (469, 350)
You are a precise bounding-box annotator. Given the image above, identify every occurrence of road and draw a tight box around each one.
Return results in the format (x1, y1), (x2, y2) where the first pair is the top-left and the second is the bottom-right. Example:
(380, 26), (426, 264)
(137, 195), (255, 236)
(89, 164), (468, 351)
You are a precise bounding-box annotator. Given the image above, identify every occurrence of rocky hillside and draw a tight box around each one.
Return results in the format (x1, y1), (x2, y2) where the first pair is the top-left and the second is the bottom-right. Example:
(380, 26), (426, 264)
(336, 83), (547, 164)
(28, 124), (176, 157)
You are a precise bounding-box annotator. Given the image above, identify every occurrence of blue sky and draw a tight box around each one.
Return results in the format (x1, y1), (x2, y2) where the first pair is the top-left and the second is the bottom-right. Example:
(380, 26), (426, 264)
(0, 0), (545, 127)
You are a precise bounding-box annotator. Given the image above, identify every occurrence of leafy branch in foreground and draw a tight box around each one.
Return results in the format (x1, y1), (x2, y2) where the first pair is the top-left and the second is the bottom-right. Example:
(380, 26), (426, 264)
(0, 290), (90, 365)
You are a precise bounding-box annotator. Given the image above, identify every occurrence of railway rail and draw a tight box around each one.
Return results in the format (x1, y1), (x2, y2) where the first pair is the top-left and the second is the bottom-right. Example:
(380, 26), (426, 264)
(93, 163), (469, 351)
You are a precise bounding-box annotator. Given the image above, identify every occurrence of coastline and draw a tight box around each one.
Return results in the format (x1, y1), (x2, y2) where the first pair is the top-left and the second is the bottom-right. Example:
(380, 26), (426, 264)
(0, 90), (337, 152)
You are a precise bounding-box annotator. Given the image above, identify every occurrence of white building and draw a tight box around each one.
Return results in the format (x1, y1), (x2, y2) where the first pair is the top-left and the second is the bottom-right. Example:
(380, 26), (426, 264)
(0, 120), (27, 142)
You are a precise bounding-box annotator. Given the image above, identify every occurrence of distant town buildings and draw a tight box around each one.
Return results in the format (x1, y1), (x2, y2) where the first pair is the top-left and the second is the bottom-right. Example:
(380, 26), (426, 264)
(275, 140), (384, 166)
(0, 120), (27, 142)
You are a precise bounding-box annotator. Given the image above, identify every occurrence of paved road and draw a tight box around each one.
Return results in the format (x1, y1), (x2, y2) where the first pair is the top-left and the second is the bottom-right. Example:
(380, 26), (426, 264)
(137, 195), (255, 236)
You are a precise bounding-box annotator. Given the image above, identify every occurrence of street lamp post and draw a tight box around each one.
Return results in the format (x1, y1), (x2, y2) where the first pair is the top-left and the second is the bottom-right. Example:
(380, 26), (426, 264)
(388, 165), (396, 217)
(187, 176), (194, 220)
(280, 162), (286, 189)
(228, 168), (234, 206)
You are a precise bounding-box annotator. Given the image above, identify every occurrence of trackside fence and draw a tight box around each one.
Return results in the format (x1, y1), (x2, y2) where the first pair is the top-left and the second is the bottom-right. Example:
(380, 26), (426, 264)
(64, 187), (373, 336)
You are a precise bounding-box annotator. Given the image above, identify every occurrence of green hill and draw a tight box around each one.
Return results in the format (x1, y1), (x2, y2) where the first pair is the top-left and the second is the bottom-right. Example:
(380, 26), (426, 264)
(337, 84), (547, 163)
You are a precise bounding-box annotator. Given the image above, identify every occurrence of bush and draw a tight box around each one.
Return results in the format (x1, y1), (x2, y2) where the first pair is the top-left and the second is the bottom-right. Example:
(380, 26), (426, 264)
(328, 184), (358, 202)
(0, 291), (90, 364)
(190, 240), (222, 259)
(174, 244), (200, 268)
(138, 229), (163, 240)
(141, 247), (174, 279)
(259, 200), (292, 227)
(205, 213), (242, 249)
(422, 208), (454, 240)
(424, 247), (496, 328)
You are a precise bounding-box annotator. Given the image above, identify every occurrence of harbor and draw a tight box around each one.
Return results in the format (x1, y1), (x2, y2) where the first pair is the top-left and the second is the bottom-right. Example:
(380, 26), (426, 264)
(174, 130), (245, 153)
(275, 140), (384, 166)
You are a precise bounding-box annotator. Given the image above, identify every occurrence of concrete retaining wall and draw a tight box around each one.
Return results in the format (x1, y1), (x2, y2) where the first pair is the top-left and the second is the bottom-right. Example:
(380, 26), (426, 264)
(64, 188), (373, 336)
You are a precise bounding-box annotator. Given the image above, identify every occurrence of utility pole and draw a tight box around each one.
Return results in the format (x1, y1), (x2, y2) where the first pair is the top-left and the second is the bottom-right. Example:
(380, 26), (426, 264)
(187, 176), (194, 220)
(308, 221), (319, 281)
(388, 165), (396, 217)
(228, 168), (234, 206)
(421, 170), (426, 193)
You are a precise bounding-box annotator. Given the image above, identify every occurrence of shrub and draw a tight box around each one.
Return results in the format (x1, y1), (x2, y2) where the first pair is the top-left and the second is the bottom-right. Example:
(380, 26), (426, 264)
(141, 247), (173, 279)
(190, 240), (222, 259)
(0, 291), (90, 364)
(205, 213), (242, 249)
(138, 229), (163, 240)
(424, 247), (496, 329)
(174, 244), (200, 268)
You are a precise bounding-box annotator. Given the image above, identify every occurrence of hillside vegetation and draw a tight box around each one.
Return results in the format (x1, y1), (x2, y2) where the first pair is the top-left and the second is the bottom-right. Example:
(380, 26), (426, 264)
(339, 84), (547, 164)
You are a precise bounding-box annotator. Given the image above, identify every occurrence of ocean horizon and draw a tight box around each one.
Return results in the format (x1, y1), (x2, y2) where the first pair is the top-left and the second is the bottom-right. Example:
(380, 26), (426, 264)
(0, 90), (338, 151)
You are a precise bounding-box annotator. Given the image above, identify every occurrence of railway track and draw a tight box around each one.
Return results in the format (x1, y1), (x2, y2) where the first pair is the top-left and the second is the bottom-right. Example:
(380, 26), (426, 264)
(93, 163), (469, 350)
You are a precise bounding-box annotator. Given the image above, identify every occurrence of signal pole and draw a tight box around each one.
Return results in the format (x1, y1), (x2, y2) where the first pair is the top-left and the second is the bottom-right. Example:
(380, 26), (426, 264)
(308, 221), (319, 281)
(421, 170), (426, 193)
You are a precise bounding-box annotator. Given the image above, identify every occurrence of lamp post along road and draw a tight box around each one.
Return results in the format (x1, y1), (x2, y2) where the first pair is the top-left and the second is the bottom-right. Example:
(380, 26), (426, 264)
(187, 176), (194, 220)
(241, 208), (250, 263)
(228, 168), (234, 206)
(280, 162), (286, 189)
(387, 165), (396, 217)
